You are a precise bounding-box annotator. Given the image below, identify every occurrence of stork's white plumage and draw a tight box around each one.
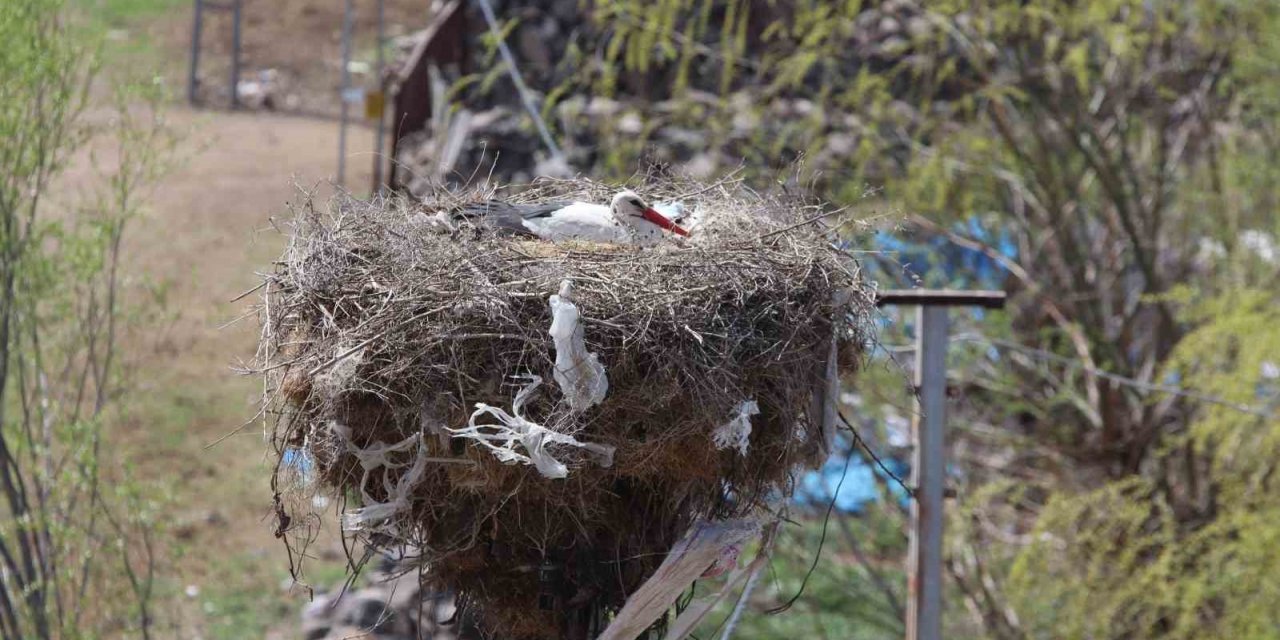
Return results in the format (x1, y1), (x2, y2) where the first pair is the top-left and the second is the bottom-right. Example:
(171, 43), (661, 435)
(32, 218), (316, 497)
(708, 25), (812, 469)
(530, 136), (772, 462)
(459, 190), (689, 246)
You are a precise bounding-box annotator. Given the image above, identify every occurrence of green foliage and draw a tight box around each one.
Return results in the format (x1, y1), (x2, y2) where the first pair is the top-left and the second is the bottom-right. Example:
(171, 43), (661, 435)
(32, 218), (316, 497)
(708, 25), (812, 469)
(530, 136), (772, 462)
(71, 0), (189, 62)
(1009, 289), (1280, 639)
(527, 0), (1280, 637)
(73, 0), (188, 27)
(0, 0), (175, 637)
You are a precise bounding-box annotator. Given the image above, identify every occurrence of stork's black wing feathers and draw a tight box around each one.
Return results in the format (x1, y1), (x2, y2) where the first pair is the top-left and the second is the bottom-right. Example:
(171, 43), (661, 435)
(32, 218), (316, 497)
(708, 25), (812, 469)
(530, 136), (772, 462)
(451, 200), (573, 237)
(458, 200), (573, 219)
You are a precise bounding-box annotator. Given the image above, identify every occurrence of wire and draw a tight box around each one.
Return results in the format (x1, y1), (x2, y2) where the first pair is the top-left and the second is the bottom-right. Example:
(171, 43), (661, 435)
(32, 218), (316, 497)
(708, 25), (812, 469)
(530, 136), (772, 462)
(764, 440), (854, 615)
(839, 409), (914, 498)
(471, 0), (566, 163)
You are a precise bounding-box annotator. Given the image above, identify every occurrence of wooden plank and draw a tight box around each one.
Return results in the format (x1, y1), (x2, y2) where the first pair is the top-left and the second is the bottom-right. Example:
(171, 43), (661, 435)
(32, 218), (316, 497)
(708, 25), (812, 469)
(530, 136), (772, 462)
(597, 520), (759, 640)
(388, 0), (467, 188)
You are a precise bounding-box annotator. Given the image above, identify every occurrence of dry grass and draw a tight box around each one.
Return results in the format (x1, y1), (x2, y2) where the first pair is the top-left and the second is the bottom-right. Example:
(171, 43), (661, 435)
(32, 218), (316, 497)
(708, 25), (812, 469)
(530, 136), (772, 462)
(257, 175), (874, 638)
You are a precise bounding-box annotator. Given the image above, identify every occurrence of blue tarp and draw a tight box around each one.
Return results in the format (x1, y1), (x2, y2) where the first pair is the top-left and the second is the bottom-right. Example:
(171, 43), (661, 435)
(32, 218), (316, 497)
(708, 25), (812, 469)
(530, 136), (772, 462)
(799, 219), (1016, 512)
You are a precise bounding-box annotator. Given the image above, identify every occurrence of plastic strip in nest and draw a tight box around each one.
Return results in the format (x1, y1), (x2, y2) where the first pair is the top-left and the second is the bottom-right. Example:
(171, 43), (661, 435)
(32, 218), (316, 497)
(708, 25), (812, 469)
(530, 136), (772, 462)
(448, 375), (615, 479)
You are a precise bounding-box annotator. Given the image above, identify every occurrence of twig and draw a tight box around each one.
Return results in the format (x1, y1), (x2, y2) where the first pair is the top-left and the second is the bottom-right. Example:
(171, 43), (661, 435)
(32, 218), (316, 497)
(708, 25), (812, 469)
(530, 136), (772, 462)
(229, 280), (267, 303)
(756, 206), (852, 240)
(305, 303), (453, 377)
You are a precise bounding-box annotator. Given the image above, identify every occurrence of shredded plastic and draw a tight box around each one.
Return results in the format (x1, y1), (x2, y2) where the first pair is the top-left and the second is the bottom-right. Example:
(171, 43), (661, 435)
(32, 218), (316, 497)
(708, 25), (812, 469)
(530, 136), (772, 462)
(712, 400), (759, 456)
(449, 375), (615, 479)
(332, 421), (430, 531)
(548, 280), (609, 412)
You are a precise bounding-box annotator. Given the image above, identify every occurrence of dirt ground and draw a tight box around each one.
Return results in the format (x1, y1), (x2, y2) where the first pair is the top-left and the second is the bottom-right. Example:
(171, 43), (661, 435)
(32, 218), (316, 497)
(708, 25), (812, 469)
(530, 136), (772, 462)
(166, 0), (437, 114)
(72, 2), (468, 636)
(100, 106), (378, 637)
(60, 2), (438, 636)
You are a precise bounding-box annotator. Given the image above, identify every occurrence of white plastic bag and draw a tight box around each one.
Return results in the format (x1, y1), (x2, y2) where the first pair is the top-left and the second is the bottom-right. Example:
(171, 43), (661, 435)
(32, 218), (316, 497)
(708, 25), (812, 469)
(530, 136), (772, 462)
(549, 280), (608, 413)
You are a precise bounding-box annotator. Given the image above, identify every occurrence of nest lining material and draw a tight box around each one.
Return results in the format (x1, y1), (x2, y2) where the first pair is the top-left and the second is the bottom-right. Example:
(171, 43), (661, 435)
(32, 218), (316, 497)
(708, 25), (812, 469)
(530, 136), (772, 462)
(259, 176), (873, 639)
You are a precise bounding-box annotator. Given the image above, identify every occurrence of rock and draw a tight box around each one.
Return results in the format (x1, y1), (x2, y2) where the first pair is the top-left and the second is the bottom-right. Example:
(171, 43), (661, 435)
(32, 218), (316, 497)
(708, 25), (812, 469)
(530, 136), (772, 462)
(683, 89), (721, 106)
(339, 592), (389, 629)
(657, 127), (705, 150)
(333, 589), (415, 637)
(320, 626), (370, 640)
(555, 95), (586, 119)
(890, 99), (920, 125)
(826, 133), (857, 157)
(534, 155), (574, 179)
(616, 112), (644, 135)
(585, 96), (622, 118)
(906, 16), (931, 39)
(383, 576), (422, 612)
(878, 16), (901, 36)
(728, 91), (753, 111)
(235, 69), (281, 110)
(302, 621), (331, 640)
(731, 109), (760, 135)
(299, 559), (480, 640)
(301, 597), (333, 640)
(683, 153), (718, 180)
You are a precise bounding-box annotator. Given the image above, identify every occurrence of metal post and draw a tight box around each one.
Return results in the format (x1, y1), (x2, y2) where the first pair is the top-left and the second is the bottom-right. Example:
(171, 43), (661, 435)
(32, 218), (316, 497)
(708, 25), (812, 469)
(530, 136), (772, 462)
(188, 0), (204, 105)
(907, 305), (948, 640)
(337, 0), (355, 187)
(874, 289), (1006, 640)
(229, 0), (243, 109)
(372, 0), (387, 191)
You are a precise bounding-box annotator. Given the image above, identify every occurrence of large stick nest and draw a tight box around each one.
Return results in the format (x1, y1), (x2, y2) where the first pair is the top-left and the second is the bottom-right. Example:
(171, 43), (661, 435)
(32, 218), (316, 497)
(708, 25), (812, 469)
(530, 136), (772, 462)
(257, 176), (874, 639)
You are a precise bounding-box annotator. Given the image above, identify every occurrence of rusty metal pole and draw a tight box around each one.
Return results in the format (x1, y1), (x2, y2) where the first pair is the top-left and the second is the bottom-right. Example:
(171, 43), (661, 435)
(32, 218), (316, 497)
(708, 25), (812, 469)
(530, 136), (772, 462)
(874, 289), (1006, 640)
(907, 305), (947, 640)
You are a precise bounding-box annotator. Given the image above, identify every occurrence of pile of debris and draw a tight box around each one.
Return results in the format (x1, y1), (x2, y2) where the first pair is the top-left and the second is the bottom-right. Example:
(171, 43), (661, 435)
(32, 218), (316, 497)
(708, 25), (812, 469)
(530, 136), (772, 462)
(300, 556), (475, 640)
(394, 91), (880, 196)
(389, 0), (955, 190)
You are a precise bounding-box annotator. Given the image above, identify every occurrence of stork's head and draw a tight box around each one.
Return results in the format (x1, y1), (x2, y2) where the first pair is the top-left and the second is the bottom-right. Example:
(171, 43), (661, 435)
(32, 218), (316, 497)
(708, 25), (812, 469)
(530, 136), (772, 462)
(610, 190), (690, 237)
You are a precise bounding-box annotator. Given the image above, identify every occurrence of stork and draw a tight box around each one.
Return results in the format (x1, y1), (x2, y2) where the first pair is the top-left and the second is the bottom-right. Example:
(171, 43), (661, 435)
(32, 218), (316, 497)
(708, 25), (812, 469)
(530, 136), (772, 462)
(458, 190), (689, 246)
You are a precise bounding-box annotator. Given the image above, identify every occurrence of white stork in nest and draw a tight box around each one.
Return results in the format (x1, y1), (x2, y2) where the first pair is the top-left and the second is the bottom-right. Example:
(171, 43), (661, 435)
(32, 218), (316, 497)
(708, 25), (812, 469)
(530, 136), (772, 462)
(455, 190), (690, 246)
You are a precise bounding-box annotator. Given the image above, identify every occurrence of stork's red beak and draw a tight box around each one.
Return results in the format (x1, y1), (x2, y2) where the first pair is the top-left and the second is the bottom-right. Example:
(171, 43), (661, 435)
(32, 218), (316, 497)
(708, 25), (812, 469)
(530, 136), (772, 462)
(641, 208), (690, 237)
